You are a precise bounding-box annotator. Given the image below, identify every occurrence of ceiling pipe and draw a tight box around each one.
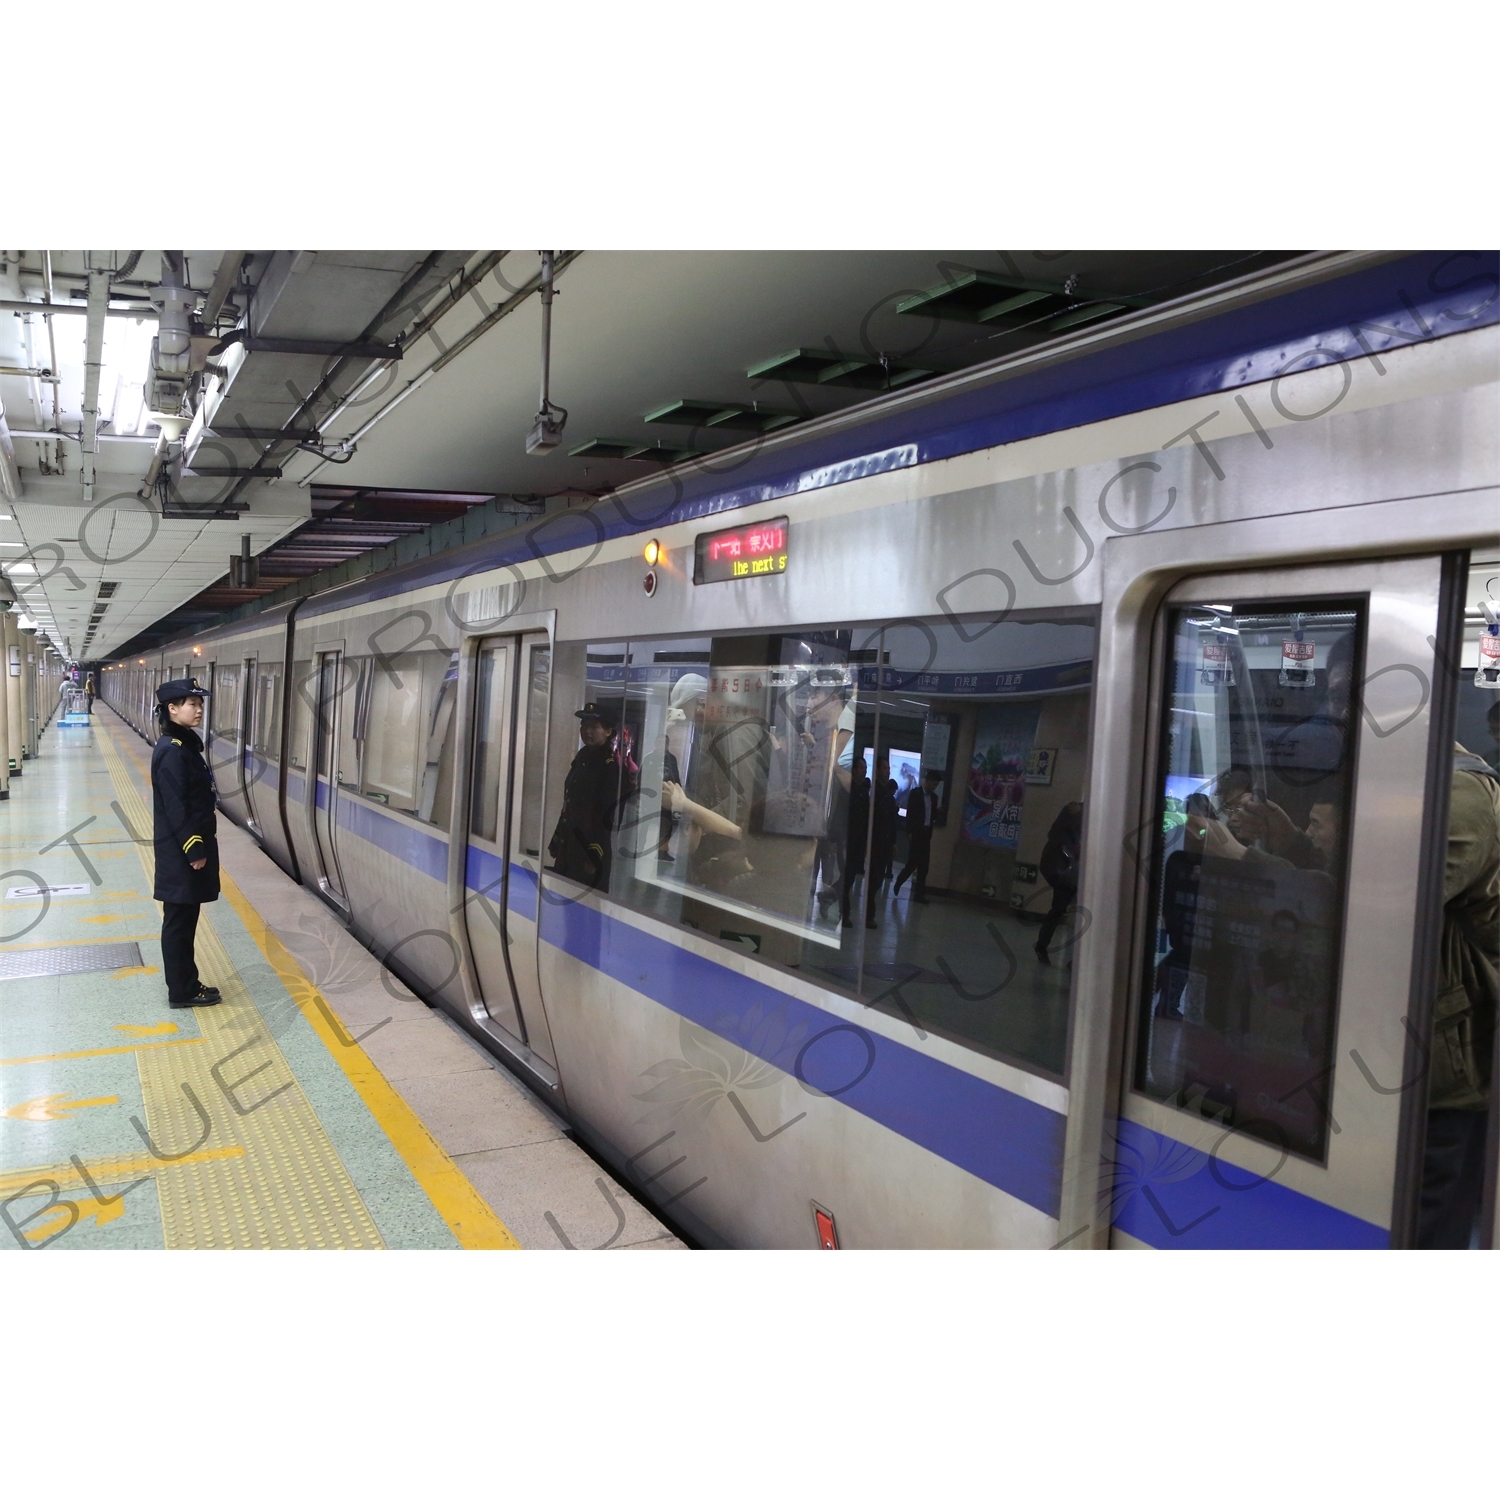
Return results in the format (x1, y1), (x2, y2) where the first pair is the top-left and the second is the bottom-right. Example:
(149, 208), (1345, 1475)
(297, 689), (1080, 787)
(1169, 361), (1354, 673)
(41, 254), (63, 475)
(79, 267), (110, 507)
(0, 298), (158, 320)
(219, 251), (446, 511)
(202, 252), (247, 328)
(149, 251), (194, 417)
(310, 251), (508, 441)
(9, 430), (157, 444)
(297, 252), (581, 486)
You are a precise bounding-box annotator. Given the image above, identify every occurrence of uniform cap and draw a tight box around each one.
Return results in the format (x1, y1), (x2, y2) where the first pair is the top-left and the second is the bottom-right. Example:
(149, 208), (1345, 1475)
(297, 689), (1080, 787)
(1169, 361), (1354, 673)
(156, 677), (211, 705)
(574, 701), (618, 728)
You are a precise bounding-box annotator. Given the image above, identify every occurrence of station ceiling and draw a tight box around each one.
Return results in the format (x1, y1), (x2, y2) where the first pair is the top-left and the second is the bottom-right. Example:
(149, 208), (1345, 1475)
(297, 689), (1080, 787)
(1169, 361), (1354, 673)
(0, 249), (1301, 662)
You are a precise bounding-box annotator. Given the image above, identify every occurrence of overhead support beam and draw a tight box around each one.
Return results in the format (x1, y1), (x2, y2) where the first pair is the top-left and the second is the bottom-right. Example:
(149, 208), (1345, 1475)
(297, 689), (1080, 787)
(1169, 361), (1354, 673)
(79, 268), (109, 507)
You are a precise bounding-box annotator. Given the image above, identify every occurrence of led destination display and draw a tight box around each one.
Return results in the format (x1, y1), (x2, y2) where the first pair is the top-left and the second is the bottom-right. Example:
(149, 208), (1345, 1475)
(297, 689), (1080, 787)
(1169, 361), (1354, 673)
(693, 517), (789, 584)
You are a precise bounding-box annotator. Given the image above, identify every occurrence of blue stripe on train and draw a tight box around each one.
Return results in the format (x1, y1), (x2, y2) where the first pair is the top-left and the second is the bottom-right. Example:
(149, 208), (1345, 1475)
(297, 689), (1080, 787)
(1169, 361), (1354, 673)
(274, 776), (1393, 1244)
(1108, 1118), (1387, 1250)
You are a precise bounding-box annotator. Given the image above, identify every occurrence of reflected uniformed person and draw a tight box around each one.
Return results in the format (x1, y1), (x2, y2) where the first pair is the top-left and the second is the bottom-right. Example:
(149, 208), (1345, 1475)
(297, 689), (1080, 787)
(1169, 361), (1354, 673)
(548, 701), (628, 889)
(152, 678), (222, 1009)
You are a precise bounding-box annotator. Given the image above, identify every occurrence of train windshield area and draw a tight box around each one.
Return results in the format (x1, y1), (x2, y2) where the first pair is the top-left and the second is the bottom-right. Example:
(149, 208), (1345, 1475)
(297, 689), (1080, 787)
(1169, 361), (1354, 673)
(553, 613), (1096, 1077)
(1135, 600), (1363, 1160)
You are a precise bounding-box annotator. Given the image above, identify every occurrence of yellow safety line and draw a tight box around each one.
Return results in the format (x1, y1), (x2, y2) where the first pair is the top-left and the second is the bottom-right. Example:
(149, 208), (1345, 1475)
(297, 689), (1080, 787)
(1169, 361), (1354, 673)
(0, 1145), (246, 1197)
(1, 1038), (205, 1067)
(218, 870), (520, 1250)
(0, 935), (160, 950)
(93, 715), (517, 1249)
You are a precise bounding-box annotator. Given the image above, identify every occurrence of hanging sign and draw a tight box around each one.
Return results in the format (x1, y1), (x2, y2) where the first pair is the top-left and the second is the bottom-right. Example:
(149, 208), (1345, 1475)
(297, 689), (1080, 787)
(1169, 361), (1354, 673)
(1279, 637), (1316, 688)
(1199, 639), (1234, 688)
(1477, 629), (1500, 689)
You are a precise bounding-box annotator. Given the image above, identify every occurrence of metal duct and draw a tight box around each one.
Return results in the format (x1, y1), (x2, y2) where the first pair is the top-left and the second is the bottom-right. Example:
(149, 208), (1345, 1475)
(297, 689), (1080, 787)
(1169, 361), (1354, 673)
(0, 404), (22, 502)
(148, 251), (195, 415)
(79, 268), (109, 506)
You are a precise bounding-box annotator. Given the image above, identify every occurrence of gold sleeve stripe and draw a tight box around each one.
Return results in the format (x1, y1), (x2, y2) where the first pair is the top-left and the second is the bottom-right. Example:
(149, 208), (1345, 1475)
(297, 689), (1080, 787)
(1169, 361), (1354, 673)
(182, 836), (204, 852)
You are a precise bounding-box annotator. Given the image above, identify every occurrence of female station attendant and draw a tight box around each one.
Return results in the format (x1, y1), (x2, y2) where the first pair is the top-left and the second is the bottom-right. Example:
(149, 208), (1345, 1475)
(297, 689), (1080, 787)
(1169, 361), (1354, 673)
(152, 679), (222, 1008)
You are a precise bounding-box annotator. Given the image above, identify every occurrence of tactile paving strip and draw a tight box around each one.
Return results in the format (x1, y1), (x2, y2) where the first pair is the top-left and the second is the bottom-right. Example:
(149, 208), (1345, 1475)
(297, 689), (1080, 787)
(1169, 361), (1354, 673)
(96, 724), (385, 1250)
(0, 942), (144, 980)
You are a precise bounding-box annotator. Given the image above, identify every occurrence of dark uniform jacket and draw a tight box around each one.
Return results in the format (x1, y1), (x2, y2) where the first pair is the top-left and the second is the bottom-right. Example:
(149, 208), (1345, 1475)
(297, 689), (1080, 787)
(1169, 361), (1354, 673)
(152, 726), (221, 904)
(548, 741), (627, 888)
(1431, 747), (1500, 1110)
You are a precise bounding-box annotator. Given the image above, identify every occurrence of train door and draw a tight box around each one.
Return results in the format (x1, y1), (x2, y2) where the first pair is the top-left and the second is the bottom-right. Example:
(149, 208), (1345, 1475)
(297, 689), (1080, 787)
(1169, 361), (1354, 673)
(505, 635), (557, 1065)
(459, 632), (558, 1065)
(1096, 554), (1464, 1249)
(462, 638), (525, 1042)
(239, 654), (264, 839)
(311, 649), (348, 906)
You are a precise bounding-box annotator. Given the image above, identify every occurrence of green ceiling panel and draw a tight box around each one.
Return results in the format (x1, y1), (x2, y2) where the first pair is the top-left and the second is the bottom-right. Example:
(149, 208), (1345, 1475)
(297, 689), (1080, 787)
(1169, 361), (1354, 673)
(643, 399), (800, 434)
(567, 439), (643, 459)
(896, 269), (1144, 335)
(746, 347), (933, 392)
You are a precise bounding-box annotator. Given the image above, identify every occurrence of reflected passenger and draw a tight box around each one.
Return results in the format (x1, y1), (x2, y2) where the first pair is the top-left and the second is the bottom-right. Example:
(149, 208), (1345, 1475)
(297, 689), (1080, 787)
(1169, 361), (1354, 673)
(894, 769), (941, 904)
(548, 702), (628, 889)
(1035, 801), (1083, 966)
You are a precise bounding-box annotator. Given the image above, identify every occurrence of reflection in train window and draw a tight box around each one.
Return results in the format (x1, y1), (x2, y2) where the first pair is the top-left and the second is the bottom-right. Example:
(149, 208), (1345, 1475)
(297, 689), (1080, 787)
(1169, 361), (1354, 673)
(548, 614), (1096, 1076)
(1134, 600), (1363, 1161)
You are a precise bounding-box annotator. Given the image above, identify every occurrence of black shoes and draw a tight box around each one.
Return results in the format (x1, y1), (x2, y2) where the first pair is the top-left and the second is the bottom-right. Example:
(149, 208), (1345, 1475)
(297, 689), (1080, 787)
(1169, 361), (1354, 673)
(1034, 942), (1050, 966)
(170, 984), (222, 1008)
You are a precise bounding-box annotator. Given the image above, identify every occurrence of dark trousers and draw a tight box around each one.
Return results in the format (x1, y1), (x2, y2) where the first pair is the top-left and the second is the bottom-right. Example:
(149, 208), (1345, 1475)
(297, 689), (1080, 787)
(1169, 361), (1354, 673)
(841, 861), (880, 925)
(1418, 1108), (1489, 1249)
(895, 832), (931, 898)
(1037, 881), (1077, 952)
(161, 901), (202, 1003)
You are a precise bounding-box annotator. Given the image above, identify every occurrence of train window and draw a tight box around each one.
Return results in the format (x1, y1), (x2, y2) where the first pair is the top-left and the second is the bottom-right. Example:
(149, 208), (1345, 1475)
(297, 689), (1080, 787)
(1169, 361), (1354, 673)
(1134, 599), (1363, 1161)
(865, 617), (1095, 1074)
(552, 615), (1096, 1076)
(342, 652), (460, 828)
(544, 644), (631, 885)
(253, 659), (283, 757)
(471, 645), (508, 841)
(288, 658), (313, 769)
(516, 643), (551, 857)
(209, 661), (241, 780)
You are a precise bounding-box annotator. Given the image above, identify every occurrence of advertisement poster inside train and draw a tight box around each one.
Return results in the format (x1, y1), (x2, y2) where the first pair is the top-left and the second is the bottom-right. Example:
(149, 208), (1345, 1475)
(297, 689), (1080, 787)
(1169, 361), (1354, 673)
(960, 702), (1042, 848)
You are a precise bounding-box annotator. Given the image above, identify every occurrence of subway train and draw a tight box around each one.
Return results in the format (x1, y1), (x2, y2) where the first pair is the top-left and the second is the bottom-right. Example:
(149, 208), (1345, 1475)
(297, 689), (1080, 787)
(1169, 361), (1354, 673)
(101, 250), (1500, 1249)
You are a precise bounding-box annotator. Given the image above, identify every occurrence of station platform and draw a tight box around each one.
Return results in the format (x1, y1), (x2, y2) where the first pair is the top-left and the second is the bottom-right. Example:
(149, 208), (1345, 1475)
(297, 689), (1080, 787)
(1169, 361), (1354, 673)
(0, 713), (686, 1252)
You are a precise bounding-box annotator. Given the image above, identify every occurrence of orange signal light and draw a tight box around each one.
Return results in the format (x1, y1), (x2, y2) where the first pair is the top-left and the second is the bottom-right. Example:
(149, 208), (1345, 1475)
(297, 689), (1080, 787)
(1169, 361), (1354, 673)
(643, 539), (661, 566)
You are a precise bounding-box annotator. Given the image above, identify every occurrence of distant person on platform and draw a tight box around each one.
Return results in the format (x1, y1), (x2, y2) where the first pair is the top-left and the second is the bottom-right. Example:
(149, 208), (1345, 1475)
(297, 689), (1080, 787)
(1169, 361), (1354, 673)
(84, 671), (95, 714)
(152, 679), (223, 1009)
(894, 769), (942, 904)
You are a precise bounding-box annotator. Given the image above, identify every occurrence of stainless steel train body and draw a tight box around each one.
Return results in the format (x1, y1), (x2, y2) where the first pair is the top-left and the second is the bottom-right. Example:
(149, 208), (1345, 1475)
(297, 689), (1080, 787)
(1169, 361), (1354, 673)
(103, 252), (1500, 1248)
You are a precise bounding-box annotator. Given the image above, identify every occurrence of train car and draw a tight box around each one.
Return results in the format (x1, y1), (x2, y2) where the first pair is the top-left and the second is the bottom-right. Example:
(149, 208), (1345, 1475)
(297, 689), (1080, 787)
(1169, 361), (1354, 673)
(103, 250), (1500, 1249)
